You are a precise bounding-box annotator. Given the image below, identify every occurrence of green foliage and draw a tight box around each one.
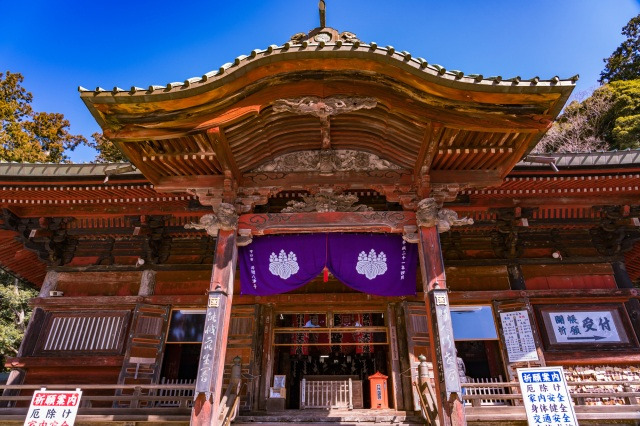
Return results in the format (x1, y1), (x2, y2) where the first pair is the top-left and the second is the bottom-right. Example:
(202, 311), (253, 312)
(536, 86), (615, 153)
(601, 14), (640, 83)
(609, 80), (640, 149)
(0, 71), (87, 163)
(538, 80), (640, 152)
(0, 270), (37, 371)
(89, 132), (128, 163)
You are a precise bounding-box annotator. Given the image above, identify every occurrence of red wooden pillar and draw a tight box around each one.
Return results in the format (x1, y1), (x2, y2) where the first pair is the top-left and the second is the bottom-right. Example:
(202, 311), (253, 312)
(191, 228), (237, 425)
(418, 224), (466, 426)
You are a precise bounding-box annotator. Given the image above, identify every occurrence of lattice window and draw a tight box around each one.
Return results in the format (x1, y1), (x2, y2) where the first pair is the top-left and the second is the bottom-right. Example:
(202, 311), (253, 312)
(36, 311), (130, 354)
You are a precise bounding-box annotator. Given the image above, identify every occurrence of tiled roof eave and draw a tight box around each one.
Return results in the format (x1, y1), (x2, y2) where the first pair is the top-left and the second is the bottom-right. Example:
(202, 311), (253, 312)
(79, 41), (577, 103)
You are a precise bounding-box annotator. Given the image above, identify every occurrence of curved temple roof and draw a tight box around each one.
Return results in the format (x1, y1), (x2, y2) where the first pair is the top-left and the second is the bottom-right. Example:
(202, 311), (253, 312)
(79, 25), (577, 202)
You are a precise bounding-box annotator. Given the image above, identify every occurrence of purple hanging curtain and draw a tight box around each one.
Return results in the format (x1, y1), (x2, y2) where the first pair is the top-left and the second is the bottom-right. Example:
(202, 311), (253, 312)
(239, 234), (326, 295)
(239, 233), (417, 296)
(327, 233), (417, 296)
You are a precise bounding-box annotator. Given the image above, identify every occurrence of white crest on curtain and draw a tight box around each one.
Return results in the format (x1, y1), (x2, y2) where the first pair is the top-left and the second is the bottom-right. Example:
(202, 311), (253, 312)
(356, 249), (388, 280)
(269, 250), (300, 279)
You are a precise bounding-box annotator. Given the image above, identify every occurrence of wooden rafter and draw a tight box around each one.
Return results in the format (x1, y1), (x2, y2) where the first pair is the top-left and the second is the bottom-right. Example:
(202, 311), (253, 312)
(206, 127), (241, 183)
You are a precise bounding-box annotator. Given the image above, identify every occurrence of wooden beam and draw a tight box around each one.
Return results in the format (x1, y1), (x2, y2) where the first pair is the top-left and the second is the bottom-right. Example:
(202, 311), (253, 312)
(5, 356), (124, 368)
(207, 127), (242, 184)
(414, 121), (443, 178)
(462, 195), (640, 209)
(155, 169), (414, 192)
(242, 169), (413, 189)
(429, 169), (503, 188)
(238, 211), (416, 235)
(155, 174), (225, 192)
(498, 133), (537, 178)
(104, 105), (262, 141)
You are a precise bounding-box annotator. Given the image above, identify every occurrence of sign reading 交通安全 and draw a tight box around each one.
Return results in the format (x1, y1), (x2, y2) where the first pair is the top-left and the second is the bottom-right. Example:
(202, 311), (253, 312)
(500, 310), (539, 363)
(24, 389), (82, 426)
(518, 367), (578, 426)
(548, 311), (620, 343)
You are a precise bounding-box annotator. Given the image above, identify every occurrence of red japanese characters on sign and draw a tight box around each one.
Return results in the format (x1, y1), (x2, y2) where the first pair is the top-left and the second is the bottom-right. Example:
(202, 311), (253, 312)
(24, 389), (82, 426)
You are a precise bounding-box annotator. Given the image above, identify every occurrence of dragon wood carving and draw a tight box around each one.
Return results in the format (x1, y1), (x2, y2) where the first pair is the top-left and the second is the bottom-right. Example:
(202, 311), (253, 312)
(281, 192), (373, 213)
(415, 198), (474, 233)
(184, 203), (239, 236)
(251, 149), (401, 173)
(272, 96), (377, 119)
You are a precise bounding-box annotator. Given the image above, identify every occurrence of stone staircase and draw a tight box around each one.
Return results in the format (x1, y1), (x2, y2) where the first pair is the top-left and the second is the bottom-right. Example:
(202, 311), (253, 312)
(233, 409), (426, 425)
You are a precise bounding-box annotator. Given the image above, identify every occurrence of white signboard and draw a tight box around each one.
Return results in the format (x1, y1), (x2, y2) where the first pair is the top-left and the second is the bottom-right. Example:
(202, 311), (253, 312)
(518, 367), (578, 426)
(549, 311), (620, 343)
(500, 310), (539, 363)
(24, 389), (82, 426)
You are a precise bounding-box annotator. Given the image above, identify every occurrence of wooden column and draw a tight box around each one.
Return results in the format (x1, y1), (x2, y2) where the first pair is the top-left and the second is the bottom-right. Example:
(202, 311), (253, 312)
(614, 260), (640, 340)
(138, 269), (156, 296)
(416, 199), (466, 426)
(387, 303), (404, 410)
(507, 264), (526, 290)
(38, 270), (58, 297)
(190, 205), (239, 426)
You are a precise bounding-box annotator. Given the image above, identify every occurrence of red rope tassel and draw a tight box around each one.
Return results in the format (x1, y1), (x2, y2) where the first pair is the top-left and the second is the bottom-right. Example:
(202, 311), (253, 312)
(323, 266), (329, 283)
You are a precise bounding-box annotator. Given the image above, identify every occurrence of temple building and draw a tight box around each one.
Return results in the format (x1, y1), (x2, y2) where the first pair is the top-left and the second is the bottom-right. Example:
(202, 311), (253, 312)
(1, 7), (640, 426)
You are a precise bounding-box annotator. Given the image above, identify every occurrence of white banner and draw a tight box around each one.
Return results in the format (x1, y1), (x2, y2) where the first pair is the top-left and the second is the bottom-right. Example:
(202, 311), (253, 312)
(24, 389), (82, 426)
(517, 367), (578, 426)
(548, 311), (620, 343)
(500, 310), (538, 363)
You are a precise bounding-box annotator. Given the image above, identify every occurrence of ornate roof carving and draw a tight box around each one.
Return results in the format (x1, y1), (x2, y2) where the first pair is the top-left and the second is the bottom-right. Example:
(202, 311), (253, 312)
(281, 192), (372, 213)
(272, 96), (376, 119)
(251, 149), (401, 173)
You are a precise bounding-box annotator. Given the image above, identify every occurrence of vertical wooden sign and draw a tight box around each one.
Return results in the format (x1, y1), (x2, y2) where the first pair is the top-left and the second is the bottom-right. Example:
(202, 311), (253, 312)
(195, 291), (229, 398)
(430, 288), (460, 396)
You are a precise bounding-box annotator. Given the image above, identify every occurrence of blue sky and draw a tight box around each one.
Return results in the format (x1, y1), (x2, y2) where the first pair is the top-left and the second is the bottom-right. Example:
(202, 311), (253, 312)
(2, 0), (639, 162)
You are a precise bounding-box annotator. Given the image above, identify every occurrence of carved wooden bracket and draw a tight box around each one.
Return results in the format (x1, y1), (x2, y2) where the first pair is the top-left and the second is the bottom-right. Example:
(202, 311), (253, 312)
(184, 203), (239, 237)
(591, 205), (640, 255)
(237, 229), (253, 247)
(430, 184), (461, 204)
(402, 225), (419, 243)
(489, 207), (536, 258)
(416, 198), (474, 233)
(0, 209), (76, 266)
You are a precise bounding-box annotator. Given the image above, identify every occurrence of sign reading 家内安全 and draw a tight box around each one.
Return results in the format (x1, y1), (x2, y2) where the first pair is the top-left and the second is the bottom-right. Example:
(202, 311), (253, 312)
(500, 310), (539, 363)
(517, 366), (578, 426)
(548, 311), (620, 343)
(24, 389), (82, 426)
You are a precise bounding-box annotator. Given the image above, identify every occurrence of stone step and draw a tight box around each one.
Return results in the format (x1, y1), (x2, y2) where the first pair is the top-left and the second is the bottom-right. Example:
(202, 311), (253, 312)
(234, 409), (425, 425)
(234, 423), (425, 425)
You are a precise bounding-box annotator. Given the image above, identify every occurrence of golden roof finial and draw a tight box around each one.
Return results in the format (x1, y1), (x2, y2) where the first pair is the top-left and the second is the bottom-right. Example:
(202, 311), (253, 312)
(319, 0), (326, 28)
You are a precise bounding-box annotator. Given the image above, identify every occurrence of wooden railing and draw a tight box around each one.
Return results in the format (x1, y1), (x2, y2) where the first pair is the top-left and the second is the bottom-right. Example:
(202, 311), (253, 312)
(461, 380), (640, 423)
(464, 376), (507, 406)
(0, 384), (194, 422)
(157, 378), (195, 408)
(300, 379), (353, 410)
